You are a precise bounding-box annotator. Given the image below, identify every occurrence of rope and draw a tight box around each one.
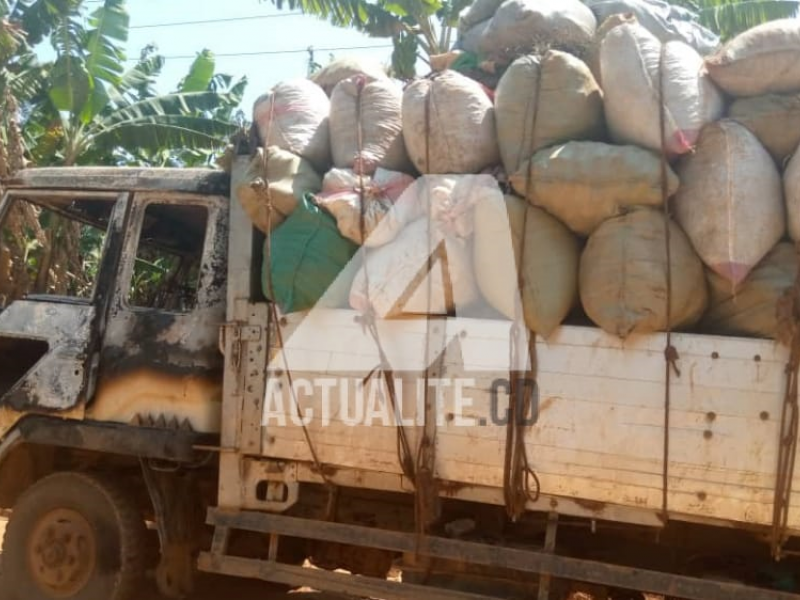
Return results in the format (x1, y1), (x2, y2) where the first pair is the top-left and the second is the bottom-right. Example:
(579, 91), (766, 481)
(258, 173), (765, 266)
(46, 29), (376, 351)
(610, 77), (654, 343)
(414, 84), (440, 539)
(353, 75), (418, 485)
(771, 246), (800, 559)
(658, 45), (679, 523)
(260, 98), (336, 497)
(503, 65), (542, 521)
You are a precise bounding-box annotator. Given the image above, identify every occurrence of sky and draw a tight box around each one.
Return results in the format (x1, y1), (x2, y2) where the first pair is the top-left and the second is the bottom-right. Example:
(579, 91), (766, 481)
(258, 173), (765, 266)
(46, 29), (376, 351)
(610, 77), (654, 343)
(83, 0), (399, 111)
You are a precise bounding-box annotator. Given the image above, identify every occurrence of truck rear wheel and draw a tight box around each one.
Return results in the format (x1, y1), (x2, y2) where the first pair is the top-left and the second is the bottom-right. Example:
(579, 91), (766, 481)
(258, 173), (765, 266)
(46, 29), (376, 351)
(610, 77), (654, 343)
(1, 472), (145, 600)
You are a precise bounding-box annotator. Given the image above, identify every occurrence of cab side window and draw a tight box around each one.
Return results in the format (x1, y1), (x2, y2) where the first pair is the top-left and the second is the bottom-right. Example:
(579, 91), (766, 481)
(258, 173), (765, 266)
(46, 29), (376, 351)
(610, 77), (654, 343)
(0, 195), (114, 308)
(128, 203), (209, 313)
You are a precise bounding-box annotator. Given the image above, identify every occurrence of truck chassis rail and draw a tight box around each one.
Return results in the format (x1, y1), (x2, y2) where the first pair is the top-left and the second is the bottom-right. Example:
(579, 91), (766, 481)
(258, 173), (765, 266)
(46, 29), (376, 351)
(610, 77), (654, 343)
(199, 508), (800, 600)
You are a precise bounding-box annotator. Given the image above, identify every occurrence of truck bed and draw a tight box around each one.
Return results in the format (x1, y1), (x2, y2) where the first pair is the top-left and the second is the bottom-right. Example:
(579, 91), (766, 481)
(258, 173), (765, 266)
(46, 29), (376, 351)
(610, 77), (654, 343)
(260, 309), (797, 532)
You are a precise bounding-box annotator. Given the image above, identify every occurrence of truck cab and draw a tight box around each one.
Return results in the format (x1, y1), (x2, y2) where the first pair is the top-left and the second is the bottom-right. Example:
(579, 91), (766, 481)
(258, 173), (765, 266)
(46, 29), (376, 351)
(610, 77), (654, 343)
(0, 167), (230, 600)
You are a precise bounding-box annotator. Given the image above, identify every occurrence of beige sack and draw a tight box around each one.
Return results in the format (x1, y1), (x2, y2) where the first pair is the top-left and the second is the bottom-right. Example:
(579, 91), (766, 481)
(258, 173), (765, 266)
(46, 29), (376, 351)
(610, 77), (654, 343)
(474, 194), (579, 337)
(511, 141), (679, 236)
(495, 50), (604, 174)
(236, 147), (322, 233)
(402, 71), (500, 174)
(704, 242), (797, 340)
(601, 20), (724, 156)
(349, 218), (479, 317)
(587, 13), (635, 86)
(706, 19), (800, 97)
(329, 76), (411, 174)
(315, 168), (416, 246)
(253, 79), (331, 171)
(479, 0), (597, 60)
(580, 208), (708, 338)
(311, 57), (389, 96)
(674, 120), (784, 286)
(729, 93), (800, 163)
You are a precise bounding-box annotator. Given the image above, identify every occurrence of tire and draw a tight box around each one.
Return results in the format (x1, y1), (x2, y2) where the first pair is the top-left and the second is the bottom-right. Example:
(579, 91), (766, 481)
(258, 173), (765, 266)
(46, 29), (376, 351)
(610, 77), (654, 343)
(1, 472), (146, 600)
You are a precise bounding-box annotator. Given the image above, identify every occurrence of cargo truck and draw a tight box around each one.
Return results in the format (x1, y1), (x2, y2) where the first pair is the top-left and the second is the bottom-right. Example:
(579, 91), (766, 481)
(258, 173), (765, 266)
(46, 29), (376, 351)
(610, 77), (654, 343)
(2, 155), (800, 600)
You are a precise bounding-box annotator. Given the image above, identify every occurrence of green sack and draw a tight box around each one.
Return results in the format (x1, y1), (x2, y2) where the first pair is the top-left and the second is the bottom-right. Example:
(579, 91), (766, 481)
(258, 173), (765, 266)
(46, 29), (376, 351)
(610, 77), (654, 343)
(263, 194), (359, 313)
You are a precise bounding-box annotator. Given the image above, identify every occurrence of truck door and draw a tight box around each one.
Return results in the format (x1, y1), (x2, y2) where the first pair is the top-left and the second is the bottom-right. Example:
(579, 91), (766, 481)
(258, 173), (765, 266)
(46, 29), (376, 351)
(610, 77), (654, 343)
(0, 189), (128, 415)
(92, 191), (228, 432)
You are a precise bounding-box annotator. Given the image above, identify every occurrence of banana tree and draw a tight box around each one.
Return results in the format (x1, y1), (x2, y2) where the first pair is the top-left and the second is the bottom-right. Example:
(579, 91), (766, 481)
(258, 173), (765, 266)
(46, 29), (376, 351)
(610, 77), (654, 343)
(27, 0), (243, 166)
(270, 0), (472, 78)
(671, 0), (799, 40)
(114, 48), (248, 167)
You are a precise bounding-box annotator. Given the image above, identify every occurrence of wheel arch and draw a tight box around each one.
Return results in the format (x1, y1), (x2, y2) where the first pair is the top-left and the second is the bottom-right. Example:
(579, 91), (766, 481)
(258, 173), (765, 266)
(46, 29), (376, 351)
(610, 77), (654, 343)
(0, 415), (214, 510)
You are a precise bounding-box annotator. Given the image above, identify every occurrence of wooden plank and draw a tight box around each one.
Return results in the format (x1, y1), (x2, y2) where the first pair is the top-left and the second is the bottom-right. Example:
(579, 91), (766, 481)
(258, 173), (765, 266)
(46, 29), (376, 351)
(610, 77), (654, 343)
(198, 554), (503, 600)
(202, 510), (800, 600)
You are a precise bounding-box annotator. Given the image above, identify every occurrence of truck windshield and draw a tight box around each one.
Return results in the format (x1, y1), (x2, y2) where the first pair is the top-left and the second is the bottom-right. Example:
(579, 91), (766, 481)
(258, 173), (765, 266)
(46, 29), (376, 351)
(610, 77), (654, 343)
(0, 194), (116, 308)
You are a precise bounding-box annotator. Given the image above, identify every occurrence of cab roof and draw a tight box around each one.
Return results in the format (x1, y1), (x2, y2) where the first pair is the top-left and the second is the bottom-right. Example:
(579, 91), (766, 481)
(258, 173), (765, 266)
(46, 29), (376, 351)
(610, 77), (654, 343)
(3, 167), (230, 195)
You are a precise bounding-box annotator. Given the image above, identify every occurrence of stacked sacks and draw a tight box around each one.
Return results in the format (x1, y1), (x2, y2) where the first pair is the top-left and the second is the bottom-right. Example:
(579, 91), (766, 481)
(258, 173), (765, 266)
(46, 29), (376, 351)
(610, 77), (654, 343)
(402, 71), (500, 174)
(673, 120), (784, 288)
(718, 23), (800, 171)
(349, 175), (499, 317)
(706, 19), (800, 97)
(729, 94), (800, 164)
(236, 147), (322, 233)
(253, 79), (331, 171)
(329, 76), (411, 174)
(511, 141), (679, 236)
(250, 79), (349, 312)
(600, 19), (724, 156)
(495, 50), (605, 174)
(583, 0), (719, 55)
(314, 168), (416, 246)
(310, 57), (389, 96)
(473, 194), (579, 336)
(586, 13), (635, 86)
(580, 208), (708, 338)
(704, 243), (798, 340)
(702, 20), (800, 342)
(245, 14), (800, 346)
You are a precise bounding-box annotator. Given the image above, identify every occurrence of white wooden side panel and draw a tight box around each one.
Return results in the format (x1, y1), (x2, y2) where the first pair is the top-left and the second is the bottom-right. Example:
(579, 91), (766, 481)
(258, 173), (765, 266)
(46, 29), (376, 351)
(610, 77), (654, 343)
(262, 310), (798, 529)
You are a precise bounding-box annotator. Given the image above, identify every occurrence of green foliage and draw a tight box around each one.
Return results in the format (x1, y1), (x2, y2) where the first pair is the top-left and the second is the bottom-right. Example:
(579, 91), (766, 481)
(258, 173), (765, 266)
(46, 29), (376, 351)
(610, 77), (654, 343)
(180, 50), (215, 93)
(269, 0), (465, 78)
(0, 0), (246, 167)
(391, 31), (418, 79)
(11, 0), (83, 46)
(671, 0), (799, 40)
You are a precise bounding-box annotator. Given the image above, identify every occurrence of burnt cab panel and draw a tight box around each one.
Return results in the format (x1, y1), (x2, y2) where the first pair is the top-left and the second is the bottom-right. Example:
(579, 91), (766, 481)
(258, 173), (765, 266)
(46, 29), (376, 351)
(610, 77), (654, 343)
(90, 191), (228, 434)
(0, 168), (229, 437)
(0, 190), (127, 413)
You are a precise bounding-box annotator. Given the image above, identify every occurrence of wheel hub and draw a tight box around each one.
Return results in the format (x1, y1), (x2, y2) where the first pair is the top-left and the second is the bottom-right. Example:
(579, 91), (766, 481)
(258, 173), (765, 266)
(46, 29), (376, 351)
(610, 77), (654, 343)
(27, 508), (96, 597)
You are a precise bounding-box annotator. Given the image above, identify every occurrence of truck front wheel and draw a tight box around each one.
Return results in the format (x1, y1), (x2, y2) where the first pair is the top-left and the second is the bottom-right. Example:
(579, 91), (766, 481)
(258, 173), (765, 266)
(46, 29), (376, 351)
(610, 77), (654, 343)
(2, 472), (145, 600)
